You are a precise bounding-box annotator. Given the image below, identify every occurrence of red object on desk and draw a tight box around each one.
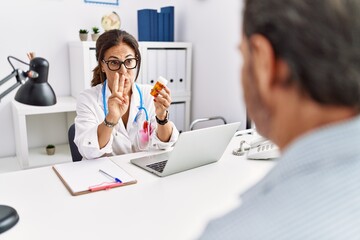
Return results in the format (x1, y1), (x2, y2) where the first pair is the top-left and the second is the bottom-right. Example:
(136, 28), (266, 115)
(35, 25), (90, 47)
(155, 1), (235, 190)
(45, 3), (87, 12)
(89, 182), (123, 192)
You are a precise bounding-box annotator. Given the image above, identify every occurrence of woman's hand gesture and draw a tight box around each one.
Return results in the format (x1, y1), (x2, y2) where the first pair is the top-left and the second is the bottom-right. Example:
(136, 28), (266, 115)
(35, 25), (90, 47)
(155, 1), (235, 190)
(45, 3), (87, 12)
(106, 72), (130, 123)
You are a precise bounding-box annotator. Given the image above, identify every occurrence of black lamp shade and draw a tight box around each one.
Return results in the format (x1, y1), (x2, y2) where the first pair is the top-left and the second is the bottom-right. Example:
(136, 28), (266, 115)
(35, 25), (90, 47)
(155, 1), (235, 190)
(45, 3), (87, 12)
(0, 205), (19, 234)
(14, 57), (57, 106)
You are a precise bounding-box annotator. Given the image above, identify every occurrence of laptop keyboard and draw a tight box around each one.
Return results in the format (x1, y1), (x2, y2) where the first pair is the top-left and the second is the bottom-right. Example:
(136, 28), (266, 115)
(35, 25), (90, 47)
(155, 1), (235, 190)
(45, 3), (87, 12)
(146, 160), (168, 173)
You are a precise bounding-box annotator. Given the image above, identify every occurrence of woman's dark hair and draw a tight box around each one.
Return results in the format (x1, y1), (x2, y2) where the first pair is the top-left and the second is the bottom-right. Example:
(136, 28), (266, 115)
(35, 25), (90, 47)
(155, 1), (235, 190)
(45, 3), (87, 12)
(243, 0), (360, 108)
(91, 29), (141, 86)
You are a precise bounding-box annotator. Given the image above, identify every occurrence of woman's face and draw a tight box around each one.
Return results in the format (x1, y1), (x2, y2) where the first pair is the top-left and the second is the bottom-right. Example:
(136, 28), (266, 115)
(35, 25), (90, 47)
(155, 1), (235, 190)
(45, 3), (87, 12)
(101, 42), (137, 94)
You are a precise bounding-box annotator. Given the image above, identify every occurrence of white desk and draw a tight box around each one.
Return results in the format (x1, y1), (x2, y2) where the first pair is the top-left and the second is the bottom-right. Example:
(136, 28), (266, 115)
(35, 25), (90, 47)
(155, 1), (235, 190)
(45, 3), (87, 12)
(0, 133), (275, 240)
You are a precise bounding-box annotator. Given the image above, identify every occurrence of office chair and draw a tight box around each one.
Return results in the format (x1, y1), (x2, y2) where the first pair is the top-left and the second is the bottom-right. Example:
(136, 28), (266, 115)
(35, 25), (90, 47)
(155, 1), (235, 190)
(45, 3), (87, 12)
(189, 116), (227, 131)
(68, 123), (82, 162)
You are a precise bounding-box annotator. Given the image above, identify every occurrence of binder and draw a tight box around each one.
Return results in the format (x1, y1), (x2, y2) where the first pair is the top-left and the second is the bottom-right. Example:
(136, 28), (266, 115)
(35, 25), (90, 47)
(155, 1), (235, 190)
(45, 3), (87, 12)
(163, 12), (171, 42)
(137, 9), (152, 41)
(169, 102), (186, 133)
(166, 49), (177, 91)
(158, 12), (165, 41)
(156, 50), (167, 81)
(176, 49), (187, 93)
(175, 102), (186, 133)
(150, 9), (158, 41)
(147, 49), (158, 85)
(139, 6), (174, 42)
(53, 158), (137, 196)
(138, 9), (158, 41)
(160, 6), (174, 41)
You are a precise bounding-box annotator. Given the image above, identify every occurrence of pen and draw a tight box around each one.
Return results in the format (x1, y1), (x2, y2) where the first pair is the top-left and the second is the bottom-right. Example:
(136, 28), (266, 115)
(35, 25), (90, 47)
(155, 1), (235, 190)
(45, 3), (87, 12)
(99, 169), (122, 183)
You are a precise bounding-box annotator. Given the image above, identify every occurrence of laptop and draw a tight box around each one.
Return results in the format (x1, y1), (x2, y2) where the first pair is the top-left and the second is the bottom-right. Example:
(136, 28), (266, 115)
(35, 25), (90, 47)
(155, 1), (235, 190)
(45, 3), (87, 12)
(130, 122), (241, 177)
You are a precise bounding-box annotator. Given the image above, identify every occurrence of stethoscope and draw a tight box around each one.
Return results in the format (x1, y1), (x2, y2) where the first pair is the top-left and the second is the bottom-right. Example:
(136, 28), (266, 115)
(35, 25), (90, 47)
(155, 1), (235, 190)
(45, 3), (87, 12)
(102, 79), (150, 147)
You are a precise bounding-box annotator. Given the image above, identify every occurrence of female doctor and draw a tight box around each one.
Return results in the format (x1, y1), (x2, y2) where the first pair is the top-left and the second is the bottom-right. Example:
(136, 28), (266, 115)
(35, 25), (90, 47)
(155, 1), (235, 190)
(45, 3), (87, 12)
(74, 29), (179, 160)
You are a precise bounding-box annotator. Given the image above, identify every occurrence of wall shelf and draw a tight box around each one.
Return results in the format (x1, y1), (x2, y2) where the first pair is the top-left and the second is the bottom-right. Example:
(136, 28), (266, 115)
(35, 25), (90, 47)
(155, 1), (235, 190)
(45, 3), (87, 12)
(12, 96), (77, 169)
(27, 143), (72, 169)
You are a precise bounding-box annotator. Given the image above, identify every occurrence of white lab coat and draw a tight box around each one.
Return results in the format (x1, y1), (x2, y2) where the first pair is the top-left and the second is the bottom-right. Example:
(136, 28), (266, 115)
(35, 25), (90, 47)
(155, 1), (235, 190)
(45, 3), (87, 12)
(74, 82), (179, 159)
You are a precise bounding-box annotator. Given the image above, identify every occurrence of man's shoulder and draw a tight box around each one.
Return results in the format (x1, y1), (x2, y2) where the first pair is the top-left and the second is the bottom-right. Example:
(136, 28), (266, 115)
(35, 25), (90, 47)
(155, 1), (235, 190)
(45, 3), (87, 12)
(199, 161), (360, 239)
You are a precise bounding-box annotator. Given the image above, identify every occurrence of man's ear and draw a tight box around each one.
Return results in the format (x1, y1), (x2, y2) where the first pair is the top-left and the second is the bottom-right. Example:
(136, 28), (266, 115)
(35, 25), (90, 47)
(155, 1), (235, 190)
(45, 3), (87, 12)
(249, 35), (291, 97)
(248, 34), (276, 100)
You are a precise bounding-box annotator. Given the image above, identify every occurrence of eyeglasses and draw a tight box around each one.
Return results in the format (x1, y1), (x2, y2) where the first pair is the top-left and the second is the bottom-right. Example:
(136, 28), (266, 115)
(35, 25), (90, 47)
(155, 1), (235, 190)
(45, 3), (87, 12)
(102, 58), (138, 71)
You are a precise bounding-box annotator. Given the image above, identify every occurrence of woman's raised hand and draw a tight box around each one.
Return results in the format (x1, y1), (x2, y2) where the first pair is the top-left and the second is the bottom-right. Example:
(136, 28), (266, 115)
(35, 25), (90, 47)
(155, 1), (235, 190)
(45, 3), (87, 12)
(107, 72), (130, 123)
(154, 86), (171, 120)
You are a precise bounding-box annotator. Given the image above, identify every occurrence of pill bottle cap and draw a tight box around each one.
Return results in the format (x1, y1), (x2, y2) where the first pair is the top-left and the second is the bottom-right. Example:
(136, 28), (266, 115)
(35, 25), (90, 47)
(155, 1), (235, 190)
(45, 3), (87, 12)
(157, 76), (168, 86)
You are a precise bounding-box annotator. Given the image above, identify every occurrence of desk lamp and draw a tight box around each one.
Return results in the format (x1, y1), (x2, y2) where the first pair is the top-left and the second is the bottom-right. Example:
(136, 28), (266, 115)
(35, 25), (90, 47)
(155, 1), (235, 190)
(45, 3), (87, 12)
(0, 56), (57, 105)
(0, 55), (57, 234)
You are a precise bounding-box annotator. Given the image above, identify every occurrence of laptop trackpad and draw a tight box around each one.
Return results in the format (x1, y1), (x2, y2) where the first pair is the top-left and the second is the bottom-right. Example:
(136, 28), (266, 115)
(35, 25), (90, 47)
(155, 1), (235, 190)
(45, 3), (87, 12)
(131, 152), (169, 165)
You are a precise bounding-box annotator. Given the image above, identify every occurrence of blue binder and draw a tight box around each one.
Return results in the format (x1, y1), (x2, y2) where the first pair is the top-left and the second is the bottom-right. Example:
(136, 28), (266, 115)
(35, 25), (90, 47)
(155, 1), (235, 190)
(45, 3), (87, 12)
(163, 12), (170, 42)
(138, 6), (174, 42)
(137, 9), (152, 41)
(160, 6), (174, 41)
(158, 12), (165, 41)
(150, 10), (158, 41)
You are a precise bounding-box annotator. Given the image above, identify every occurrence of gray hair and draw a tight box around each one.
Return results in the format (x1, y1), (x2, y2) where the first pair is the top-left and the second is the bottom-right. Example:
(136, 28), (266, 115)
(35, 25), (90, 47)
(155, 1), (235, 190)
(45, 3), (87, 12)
(243, 0), (360, 108)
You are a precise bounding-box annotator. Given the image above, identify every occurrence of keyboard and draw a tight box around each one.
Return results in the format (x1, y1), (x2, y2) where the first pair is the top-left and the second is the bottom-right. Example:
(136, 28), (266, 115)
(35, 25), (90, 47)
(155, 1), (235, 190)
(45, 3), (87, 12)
(146, 160), (168, 173)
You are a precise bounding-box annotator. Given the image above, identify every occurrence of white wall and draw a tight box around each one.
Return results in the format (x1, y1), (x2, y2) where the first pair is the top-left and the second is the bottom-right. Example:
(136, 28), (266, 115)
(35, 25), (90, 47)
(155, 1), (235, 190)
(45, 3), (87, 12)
(184, 0), (245, 126)
(0, 0), (245, 158)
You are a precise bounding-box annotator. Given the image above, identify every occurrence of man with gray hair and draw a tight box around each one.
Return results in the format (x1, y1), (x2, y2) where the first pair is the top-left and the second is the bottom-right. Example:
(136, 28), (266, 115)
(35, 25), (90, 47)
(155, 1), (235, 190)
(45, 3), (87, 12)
(199, 0), (360, 239)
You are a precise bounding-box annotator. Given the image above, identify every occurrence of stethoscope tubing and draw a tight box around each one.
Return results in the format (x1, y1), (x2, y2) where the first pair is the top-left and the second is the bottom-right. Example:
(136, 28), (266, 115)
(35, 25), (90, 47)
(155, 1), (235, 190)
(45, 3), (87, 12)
(102, 80), (149, 122)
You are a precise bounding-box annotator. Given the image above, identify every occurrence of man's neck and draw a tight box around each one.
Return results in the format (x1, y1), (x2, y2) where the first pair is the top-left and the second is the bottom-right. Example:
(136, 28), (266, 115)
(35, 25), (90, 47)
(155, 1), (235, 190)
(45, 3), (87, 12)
(270, 97), (357, 150)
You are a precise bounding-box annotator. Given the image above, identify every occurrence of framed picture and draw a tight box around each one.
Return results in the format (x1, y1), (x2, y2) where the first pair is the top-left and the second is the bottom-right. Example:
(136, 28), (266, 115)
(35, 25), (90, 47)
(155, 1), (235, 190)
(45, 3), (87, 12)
(84, 0), (119, 6)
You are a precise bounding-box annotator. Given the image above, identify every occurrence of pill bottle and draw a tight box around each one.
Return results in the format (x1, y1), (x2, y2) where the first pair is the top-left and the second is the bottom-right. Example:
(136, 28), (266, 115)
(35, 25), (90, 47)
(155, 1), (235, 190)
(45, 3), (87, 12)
(150, 76), (168, 97)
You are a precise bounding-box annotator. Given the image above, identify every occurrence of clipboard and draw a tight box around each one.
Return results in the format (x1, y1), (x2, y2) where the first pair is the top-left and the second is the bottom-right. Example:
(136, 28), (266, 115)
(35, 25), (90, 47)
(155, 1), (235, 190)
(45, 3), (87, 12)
(53, 158), (137, 196)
